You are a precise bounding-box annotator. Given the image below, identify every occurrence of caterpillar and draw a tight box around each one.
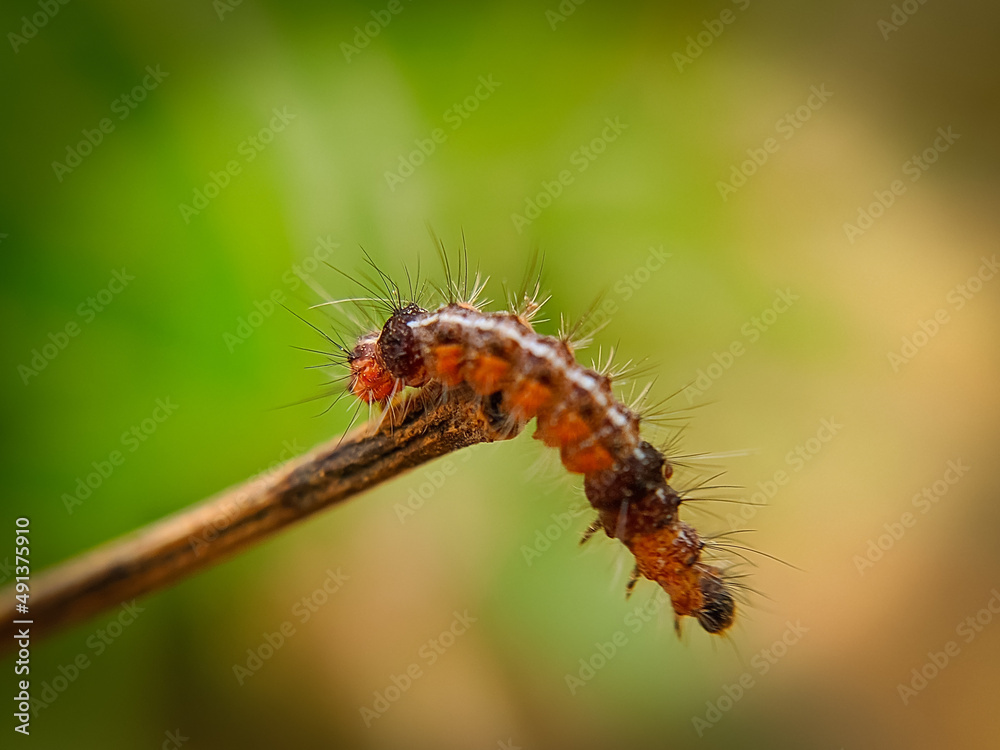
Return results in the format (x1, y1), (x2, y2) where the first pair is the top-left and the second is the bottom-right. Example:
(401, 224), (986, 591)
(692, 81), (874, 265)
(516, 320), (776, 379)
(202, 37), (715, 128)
(321, 249), (738, 635)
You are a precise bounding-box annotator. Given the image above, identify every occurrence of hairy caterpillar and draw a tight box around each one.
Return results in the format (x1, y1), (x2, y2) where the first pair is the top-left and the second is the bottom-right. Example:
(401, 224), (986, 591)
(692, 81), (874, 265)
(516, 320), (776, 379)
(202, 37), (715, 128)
(319, 248), (739, 635)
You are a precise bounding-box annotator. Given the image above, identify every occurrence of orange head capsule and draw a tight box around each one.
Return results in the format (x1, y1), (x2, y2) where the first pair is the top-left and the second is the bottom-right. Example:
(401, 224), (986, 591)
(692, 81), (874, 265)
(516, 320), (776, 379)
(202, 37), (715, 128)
(348, 333), (396, 404)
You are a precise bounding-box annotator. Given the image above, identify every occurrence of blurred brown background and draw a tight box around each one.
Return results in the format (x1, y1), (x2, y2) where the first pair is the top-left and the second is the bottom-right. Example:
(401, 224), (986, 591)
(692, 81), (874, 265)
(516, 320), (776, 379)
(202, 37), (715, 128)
(2, 1), (999, 748)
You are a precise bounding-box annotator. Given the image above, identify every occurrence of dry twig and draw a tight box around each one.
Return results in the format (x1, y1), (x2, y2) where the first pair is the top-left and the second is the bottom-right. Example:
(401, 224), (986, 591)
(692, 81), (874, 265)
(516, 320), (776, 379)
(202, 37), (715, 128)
(0, 385), (520, 655)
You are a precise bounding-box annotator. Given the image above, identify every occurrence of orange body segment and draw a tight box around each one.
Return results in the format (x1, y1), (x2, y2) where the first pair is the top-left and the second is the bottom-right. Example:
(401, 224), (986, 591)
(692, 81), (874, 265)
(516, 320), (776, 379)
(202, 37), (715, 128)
(431, 344), (465, 386)
(506, 379), (552, 420)
(539, 410), (591, 448)
(467, 354), (510, 394)
(561, 442), (614, 474)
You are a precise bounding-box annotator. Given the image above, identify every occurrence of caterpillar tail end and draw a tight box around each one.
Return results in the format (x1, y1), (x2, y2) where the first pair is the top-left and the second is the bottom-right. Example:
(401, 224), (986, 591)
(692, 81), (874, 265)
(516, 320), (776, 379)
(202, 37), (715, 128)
(631, 529), (736, 636)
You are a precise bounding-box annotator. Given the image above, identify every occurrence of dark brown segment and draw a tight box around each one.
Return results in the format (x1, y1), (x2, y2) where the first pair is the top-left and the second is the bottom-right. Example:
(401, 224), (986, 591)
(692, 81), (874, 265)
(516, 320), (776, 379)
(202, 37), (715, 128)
(379, 304), (429, 386)
(583, 441), (676, 519)
(696, 571), (736, 633)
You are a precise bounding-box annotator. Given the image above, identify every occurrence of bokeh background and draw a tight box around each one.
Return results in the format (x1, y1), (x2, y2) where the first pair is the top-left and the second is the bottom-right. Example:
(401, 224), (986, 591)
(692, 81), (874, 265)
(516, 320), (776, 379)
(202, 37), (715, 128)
(3, 1), (1000, 748)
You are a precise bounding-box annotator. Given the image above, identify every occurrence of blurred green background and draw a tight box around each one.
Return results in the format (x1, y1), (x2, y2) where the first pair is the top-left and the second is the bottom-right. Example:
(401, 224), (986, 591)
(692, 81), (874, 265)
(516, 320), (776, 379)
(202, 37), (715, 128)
(3, 1), (1000, 748)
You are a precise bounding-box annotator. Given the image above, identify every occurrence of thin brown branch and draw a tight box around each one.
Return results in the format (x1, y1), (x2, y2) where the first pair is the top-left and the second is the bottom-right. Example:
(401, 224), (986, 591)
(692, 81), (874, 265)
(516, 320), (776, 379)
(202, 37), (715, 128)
(0, 384), (520, 655)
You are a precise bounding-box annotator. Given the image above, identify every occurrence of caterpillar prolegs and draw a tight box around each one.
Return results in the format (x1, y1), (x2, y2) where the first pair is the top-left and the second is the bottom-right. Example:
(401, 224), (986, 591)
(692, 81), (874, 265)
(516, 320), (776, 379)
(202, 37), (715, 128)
(335, 256), (738, 635)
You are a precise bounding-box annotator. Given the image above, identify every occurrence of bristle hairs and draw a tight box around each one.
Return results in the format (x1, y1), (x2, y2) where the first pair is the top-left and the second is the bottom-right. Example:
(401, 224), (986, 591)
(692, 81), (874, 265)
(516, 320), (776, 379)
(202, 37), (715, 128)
(323, 241), (739, 635)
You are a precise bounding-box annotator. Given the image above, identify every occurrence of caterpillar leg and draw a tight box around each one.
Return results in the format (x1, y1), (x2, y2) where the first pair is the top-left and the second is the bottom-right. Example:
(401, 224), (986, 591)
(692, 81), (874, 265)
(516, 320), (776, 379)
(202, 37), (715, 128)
(579, 518), (604, 546)
(625, 565), (640, 600)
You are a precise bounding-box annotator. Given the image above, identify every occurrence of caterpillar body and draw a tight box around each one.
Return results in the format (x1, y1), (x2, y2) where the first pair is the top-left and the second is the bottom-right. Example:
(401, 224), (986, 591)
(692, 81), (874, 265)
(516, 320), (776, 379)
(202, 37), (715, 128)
(335, 257), (737, 635)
